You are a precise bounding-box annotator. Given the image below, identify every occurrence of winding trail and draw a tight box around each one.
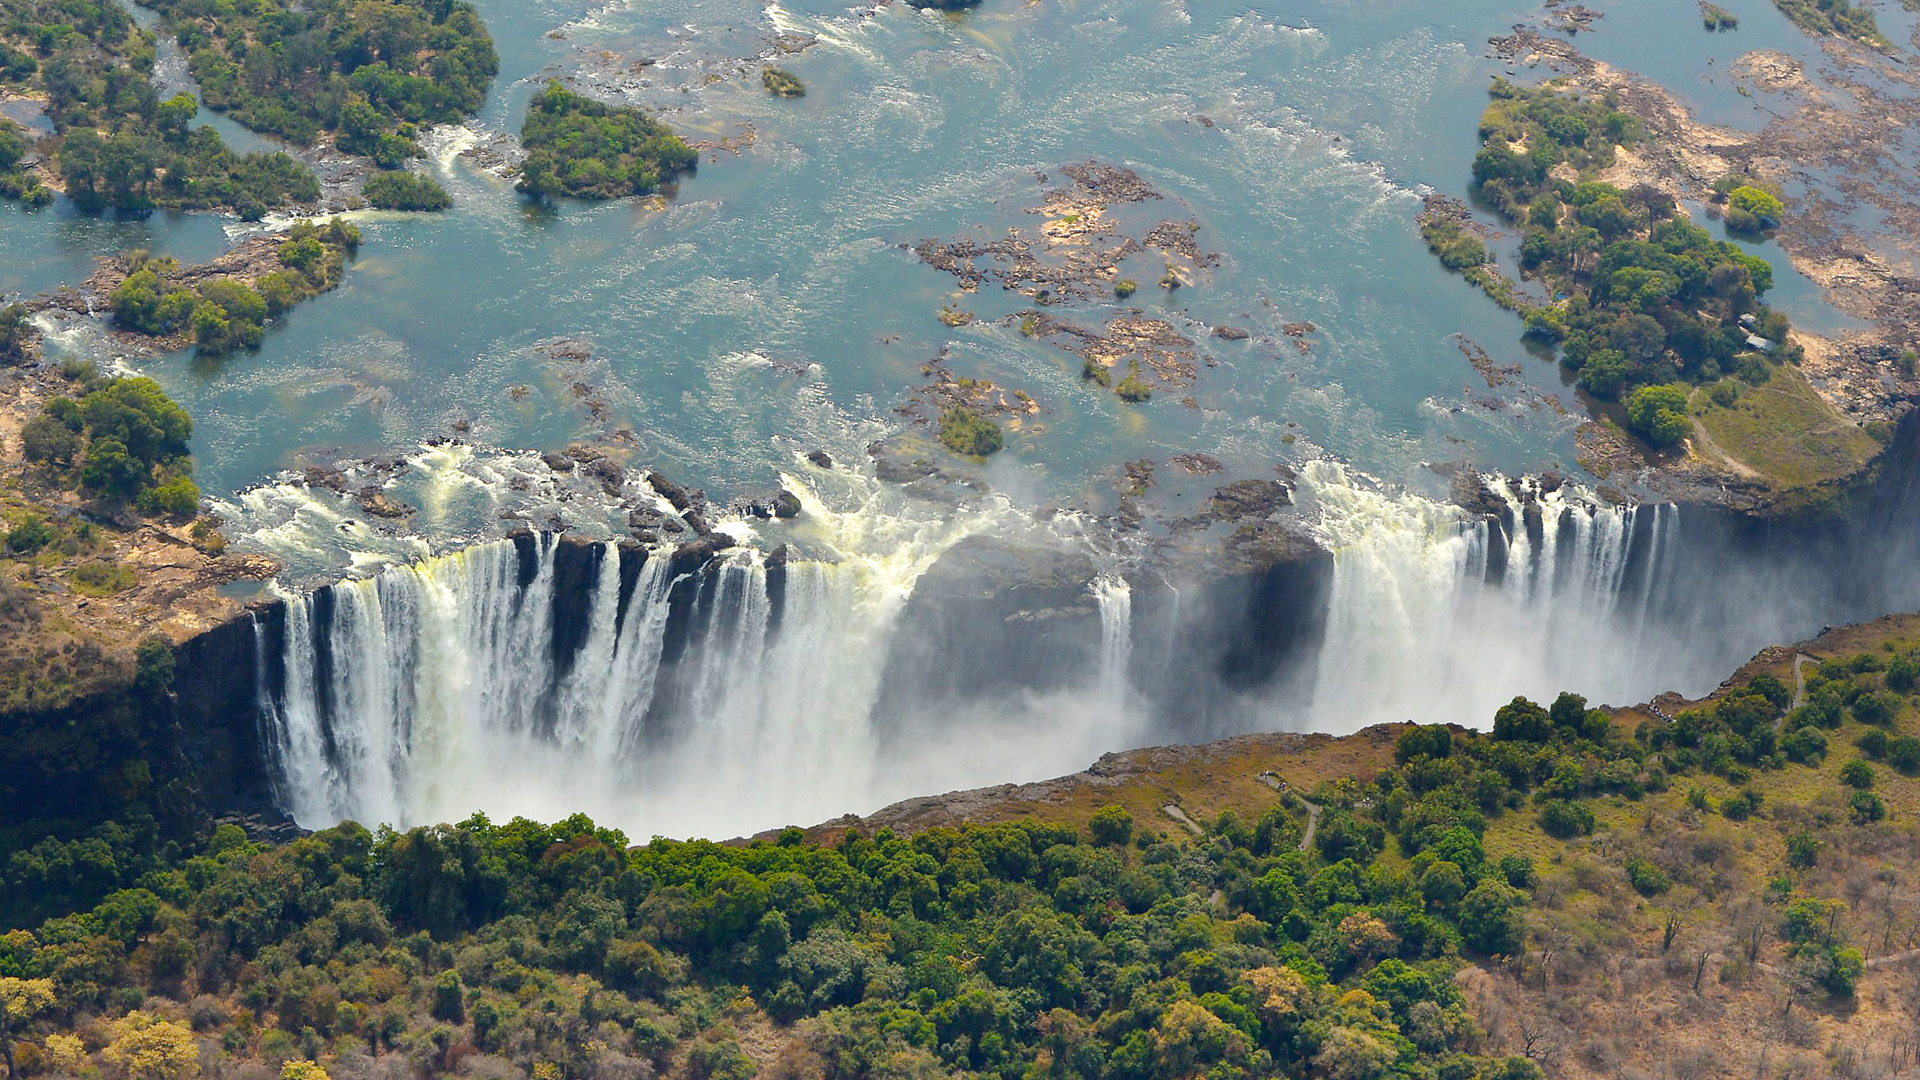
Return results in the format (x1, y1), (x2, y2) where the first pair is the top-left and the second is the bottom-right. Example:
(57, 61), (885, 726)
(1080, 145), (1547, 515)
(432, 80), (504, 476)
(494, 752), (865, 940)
(1790, 653), (1818, 711)
(1160, 804), (1202, 836)
(1255, 772), (1323, 851)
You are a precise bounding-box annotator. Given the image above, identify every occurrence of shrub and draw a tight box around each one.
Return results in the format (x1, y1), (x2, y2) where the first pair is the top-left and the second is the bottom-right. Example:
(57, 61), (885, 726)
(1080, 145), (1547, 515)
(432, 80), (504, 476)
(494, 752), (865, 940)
(761, 67), (805, 97)
(1848, 790), (1886, 825)
(1856, 728), (1890, 759)
(1538, 800), (1594, 839)
(1088, 805), (1133, 846)
(71, 560), (137, 595)
(1114, 361), (1152, 403)
(1786, 832), (1819, 870)
(1888, 736), (1920, 775)
(1725, 185), (1784, 230)
(1498, 854), (1534, 888)
(1721, 788), (1764, 821)
(1625, 857), (1669, 896)
(138, 475), (201, 516)
(1839, 759), (1874, 789)
(1114, 279), (1137, 299)
(6, 514), (57, 553)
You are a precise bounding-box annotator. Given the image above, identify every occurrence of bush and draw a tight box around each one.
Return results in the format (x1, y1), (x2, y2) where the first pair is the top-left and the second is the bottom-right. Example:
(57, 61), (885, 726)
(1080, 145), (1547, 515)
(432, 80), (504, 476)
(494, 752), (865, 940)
(1498, 854), (1534, 888)
(1088, 805), (1133, 846)
(1538, 800), (1594, 838)
(761, 67), (805, 97)
(1839, 759), (1874, 790)
(135, 638), (176, 695)
(1721, 788), (1763, 821)
(1625, 857), (1669, 896)
(1848, 790), (1886, 825)
(138, 475), (201, 516)
(1856, 728), (1890, 759)
(5, 513), (57, 553)
(1114, 361), (1152, 403)
(1888, 736), (1920, 775)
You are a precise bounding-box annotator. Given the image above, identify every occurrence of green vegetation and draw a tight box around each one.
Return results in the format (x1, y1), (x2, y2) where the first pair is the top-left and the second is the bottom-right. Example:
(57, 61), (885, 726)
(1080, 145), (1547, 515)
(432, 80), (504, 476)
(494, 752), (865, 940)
(361, 169), (451, 211)
(1115, 359), (1153, 403)
(937, 405), (1002, 456)
(0, 0), (322, 216)
(762, 66), (805, 97)
(1624, 383), (1690, 447)
(1714, 175), (1786, 232)
(516, 82), (697, 201)
(1690, 364), (1882, 488)
(1418, 216), (1487, 272)
(7, 633), (1919, 1080)
(1443, 79), (1803, 419)
(20, 365), (197, 512)
(1115, 278), (1138, 299)
(1770, 0), (1891, 48)
(108, 220), (360, 355)
(142, 0), (499, 160)
(0, 302), (29, 363)
(1700, 2), (1739, 29)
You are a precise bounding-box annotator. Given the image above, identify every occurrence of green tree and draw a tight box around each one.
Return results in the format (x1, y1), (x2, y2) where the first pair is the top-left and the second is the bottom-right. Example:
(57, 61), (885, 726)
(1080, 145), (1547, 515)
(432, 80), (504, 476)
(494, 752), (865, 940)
(1626, 383), (1691, 447)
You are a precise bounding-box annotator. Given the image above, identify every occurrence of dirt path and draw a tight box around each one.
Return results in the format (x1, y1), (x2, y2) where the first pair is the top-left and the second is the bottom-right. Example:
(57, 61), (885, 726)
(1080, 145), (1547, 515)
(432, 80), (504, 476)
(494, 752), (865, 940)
(1297, 799), (1322, 852)
(1160, 804), (1201, 836)
(1788, 652), (1819, 713)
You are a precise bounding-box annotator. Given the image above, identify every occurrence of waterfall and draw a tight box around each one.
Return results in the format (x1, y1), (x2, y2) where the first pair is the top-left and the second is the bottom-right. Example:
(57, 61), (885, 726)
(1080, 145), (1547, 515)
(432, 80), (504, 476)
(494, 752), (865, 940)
(1092, 574), (1133, 705)
(257, 529), (972, 837)
(1295, 462), (1678, 731)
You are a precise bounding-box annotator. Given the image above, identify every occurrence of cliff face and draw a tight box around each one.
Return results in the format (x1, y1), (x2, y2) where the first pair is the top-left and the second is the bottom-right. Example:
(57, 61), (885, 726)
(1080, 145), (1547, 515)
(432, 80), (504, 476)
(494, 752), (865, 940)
(80, 407), (1920, 836)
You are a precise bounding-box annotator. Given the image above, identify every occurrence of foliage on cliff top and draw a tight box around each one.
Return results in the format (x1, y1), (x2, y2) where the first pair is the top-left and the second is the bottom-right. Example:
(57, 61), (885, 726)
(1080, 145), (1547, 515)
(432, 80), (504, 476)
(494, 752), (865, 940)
(516, 82), (696, 202)
(141, 0), (499, 161)
(1433, 79), (1816, 467)
(6, 618), (1918, 1078)
(0, 0), (321, 216)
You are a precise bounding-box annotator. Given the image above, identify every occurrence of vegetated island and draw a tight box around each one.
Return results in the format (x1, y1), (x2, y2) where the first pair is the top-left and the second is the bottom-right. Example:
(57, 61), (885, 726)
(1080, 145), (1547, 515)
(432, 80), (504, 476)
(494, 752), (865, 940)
(1699, 2), (1739, 30)
(0, 0), (319, 216)
(1424, 78), (1879, 504)
(140, 0), (499, 168)
(93, 219), (362, 357)
(361, 169), (452, 211)
(516, 82), (697, 201)
(1769, 0), (1891, 50)
(762, 66), (806, 97)
(4, 609), (1920, 1078)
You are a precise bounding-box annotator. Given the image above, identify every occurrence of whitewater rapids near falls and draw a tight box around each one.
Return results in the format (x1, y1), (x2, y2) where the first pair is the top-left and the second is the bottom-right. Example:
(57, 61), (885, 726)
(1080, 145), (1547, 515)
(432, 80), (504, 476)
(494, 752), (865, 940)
(240, 454), (1920, 840)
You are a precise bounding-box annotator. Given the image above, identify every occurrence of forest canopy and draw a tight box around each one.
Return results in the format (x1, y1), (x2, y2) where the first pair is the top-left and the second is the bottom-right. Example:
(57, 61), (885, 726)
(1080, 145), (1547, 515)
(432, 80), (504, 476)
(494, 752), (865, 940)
(0, 0), (322, 215)
(6, 642), (1916, 1079)
(141, 0), (499, 163)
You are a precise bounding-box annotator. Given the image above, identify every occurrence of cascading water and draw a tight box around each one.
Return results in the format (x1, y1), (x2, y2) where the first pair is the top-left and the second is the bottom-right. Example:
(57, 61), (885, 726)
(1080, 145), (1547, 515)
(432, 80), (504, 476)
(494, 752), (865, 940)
(1295, 461), (1685, 730)
(247, 437), (1920, 838)
(1092, 574), (1133, 707)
